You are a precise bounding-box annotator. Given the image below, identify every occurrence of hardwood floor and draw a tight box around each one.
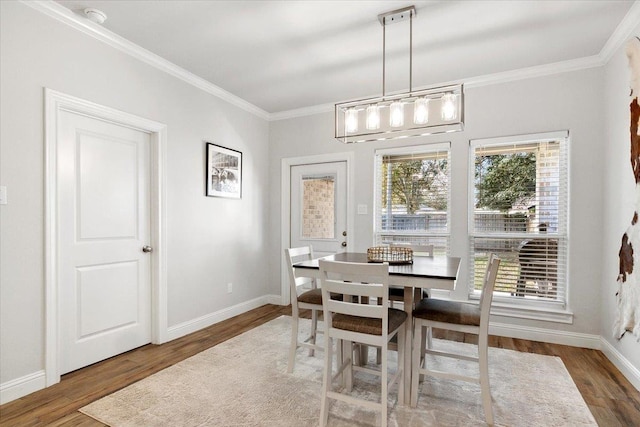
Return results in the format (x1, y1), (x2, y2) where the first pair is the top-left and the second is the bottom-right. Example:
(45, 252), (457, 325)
(1, 304), (638, 426)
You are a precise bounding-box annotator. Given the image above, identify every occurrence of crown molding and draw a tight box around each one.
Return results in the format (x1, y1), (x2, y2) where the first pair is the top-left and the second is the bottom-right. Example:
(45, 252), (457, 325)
(23, 0), (638, 122)
(600, 0), (640, 63)
(21, 0), (270, 120)
(463, 55), (605, 89)
(269, 103), (334, 121)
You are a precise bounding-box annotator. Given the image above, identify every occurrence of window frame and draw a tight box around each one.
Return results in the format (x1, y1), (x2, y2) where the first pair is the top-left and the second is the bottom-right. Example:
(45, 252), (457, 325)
(467, 131), (572, 321)
(373, 142), (452, 252)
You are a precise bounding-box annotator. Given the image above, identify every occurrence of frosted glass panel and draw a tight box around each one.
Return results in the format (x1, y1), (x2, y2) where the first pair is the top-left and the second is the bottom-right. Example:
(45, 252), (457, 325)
(302, 177), (335, 239)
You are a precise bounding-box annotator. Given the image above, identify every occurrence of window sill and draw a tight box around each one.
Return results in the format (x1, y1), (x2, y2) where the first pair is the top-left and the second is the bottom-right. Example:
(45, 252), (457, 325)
(489, 301), (574, 324)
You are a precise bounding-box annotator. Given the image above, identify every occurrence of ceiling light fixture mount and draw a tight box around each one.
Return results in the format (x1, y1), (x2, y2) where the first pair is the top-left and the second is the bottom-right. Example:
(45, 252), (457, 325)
(335, 5), (464, 144)
(84, 8), (107, 24)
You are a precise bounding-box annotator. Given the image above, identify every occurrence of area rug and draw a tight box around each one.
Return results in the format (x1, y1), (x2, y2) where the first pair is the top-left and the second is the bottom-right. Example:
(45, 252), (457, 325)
(80, 316), (596, 426)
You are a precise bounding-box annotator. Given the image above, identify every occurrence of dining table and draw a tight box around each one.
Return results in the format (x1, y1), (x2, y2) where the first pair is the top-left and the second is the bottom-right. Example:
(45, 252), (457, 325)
(292, 251), (461, 405)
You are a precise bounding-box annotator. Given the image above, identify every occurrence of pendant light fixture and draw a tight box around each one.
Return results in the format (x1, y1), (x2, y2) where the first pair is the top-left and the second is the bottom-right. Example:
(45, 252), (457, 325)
(335, 6), (464, 143)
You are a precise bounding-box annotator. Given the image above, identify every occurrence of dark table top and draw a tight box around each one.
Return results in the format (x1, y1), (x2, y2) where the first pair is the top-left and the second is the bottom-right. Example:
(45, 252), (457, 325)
(293, 252), (461, 281)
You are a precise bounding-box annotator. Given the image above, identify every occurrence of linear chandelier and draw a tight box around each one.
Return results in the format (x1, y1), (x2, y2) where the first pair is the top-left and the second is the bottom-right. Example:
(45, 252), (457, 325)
(335, 6), (464, 144)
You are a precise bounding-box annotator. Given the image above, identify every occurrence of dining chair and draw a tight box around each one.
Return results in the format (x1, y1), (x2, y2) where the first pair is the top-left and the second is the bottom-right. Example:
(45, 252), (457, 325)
(318, 259), (407, 427)
(285, 246), (324, 373)
(410, 253), (501, 425)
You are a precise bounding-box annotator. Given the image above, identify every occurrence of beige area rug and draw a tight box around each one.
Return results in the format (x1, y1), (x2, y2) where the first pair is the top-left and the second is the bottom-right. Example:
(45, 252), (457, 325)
(80, 316), (597, 426)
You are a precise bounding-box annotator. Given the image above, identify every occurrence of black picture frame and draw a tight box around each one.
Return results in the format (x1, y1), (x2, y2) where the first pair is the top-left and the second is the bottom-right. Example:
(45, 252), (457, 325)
(206, 143), (242, 199)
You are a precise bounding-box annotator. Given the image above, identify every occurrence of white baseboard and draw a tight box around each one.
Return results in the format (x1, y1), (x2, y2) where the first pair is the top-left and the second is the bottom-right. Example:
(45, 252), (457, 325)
(490, 323), (639, 389)
(489, 321), (602, 349)
(4, 299), (635, 405)
(599, 338), (640, 391)
(166, 295), (281, 341)
(266, 294), (284, 305)
(0, 370), (46, 405)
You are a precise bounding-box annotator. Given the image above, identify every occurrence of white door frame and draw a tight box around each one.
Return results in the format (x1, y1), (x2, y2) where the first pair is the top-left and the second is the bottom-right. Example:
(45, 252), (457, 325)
(44, 89), (168, 386)
(280, 152), (354, 305)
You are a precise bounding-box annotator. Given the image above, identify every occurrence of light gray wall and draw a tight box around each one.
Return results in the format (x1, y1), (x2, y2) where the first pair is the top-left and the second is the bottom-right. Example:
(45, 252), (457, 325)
(602, 27), (640, 369)
(269, 68), (606, 335)
(0, 2), (270, 384)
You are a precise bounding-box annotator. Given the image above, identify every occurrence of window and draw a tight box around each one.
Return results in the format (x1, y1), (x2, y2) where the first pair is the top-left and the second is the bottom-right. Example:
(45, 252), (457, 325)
(469, 131), (568, 308)
(374, 143), (451, 253)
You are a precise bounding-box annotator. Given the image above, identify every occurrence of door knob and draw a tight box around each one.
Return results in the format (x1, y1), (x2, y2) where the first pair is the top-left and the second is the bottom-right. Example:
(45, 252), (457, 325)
(341, 242), (347, 247)
(342, 231), (347, 236)
(142, 246), (153, 253)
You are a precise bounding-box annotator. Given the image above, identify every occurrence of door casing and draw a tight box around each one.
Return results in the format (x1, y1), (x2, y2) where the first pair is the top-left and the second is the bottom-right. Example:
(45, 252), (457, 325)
(44, 89), (168, 385)
(280, 152), (354, 305)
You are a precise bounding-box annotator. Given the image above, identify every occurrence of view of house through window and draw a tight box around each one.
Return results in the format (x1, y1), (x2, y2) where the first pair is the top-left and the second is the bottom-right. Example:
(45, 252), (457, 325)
(374, 143), (451, 254)
(469, 132), (568, 305)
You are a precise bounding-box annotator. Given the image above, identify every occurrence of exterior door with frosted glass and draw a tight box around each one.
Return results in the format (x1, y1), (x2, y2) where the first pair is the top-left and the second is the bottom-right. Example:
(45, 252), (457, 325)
(290, 162), (347, 258)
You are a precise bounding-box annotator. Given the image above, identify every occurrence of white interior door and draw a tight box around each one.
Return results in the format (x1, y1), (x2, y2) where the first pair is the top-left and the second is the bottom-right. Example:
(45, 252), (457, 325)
(290, 162), (347, 258)
(58, 110), (152, 374)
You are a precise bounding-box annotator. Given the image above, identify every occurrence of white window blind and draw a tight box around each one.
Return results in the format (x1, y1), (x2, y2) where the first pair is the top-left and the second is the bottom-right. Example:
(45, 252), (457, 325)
(374, 143), (451, 254)
(468, 132), (568, 306)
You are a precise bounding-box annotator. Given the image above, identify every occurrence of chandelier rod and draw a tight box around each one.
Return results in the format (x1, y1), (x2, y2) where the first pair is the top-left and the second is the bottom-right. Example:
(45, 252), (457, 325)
(409, 10), (413, 93)
(380, 8), (415, 98)
(382, 16), (386, 97)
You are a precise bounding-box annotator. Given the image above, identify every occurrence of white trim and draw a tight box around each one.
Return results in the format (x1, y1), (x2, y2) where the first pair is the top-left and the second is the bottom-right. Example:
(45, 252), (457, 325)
(469, 130), (570, 148)
(0, 371), (46, 405)
(280, 152), (355, 305)
(44, 89), (168, 386)
(22, 0), (269, 120)
(270, 103), (334, 121)
(166, 295), (281, 341)
(490, 302), (574, 324)
(489, 322), (601, 349)
(23, 1), (635, 123)
(374, 141), (451, 156)
(600, 338), (640, 391)
(600, 0), (640, 63)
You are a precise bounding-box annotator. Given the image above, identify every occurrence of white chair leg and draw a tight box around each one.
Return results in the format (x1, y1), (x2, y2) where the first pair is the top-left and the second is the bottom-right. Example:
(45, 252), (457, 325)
(479, 334), (494, 425)
(410, 320), (422, 408)
(309, 309), (318, 357)
(288, 315), (299, 373)
(381, 341), (388, 427)
(420, 325), (428, 383)
(345, 341), (353, 392)
(397, 327), (405, 406)
(320, 336), (333, 427)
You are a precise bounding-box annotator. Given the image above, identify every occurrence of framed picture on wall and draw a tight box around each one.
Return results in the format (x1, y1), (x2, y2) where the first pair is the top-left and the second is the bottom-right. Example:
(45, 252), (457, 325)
(206, 143), (242, 199)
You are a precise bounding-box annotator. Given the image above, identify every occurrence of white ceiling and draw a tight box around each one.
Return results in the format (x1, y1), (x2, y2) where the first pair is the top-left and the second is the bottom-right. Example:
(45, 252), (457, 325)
(55, 0), (636, 115)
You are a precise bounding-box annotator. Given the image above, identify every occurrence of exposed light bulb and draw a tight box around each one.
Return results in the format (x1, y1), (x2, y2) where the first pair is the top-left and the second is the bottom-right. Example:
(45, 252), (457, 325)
(345, 108), (358, 133)
(441, 93), (457, 121)
(366, 105), (380, 130)
(389, 101), (404, 127)
(413, 98), (429, 125)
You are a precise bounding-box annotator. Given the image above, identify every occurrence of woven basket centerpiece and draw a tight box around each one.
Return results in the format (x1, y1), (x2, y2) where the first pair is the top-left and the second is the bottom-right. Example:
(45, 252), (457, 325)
(367, 246), (413, 264)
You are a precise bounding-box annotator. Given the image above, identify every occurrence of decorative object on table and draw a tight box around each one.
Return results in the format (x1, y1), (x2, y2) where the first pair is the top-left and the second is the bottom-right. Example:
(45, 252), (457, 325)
(206, 143), (242, 199)
(615, 36), (640, 341)
(335, 5), (464, 143)
(367, 246), (413, 264)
